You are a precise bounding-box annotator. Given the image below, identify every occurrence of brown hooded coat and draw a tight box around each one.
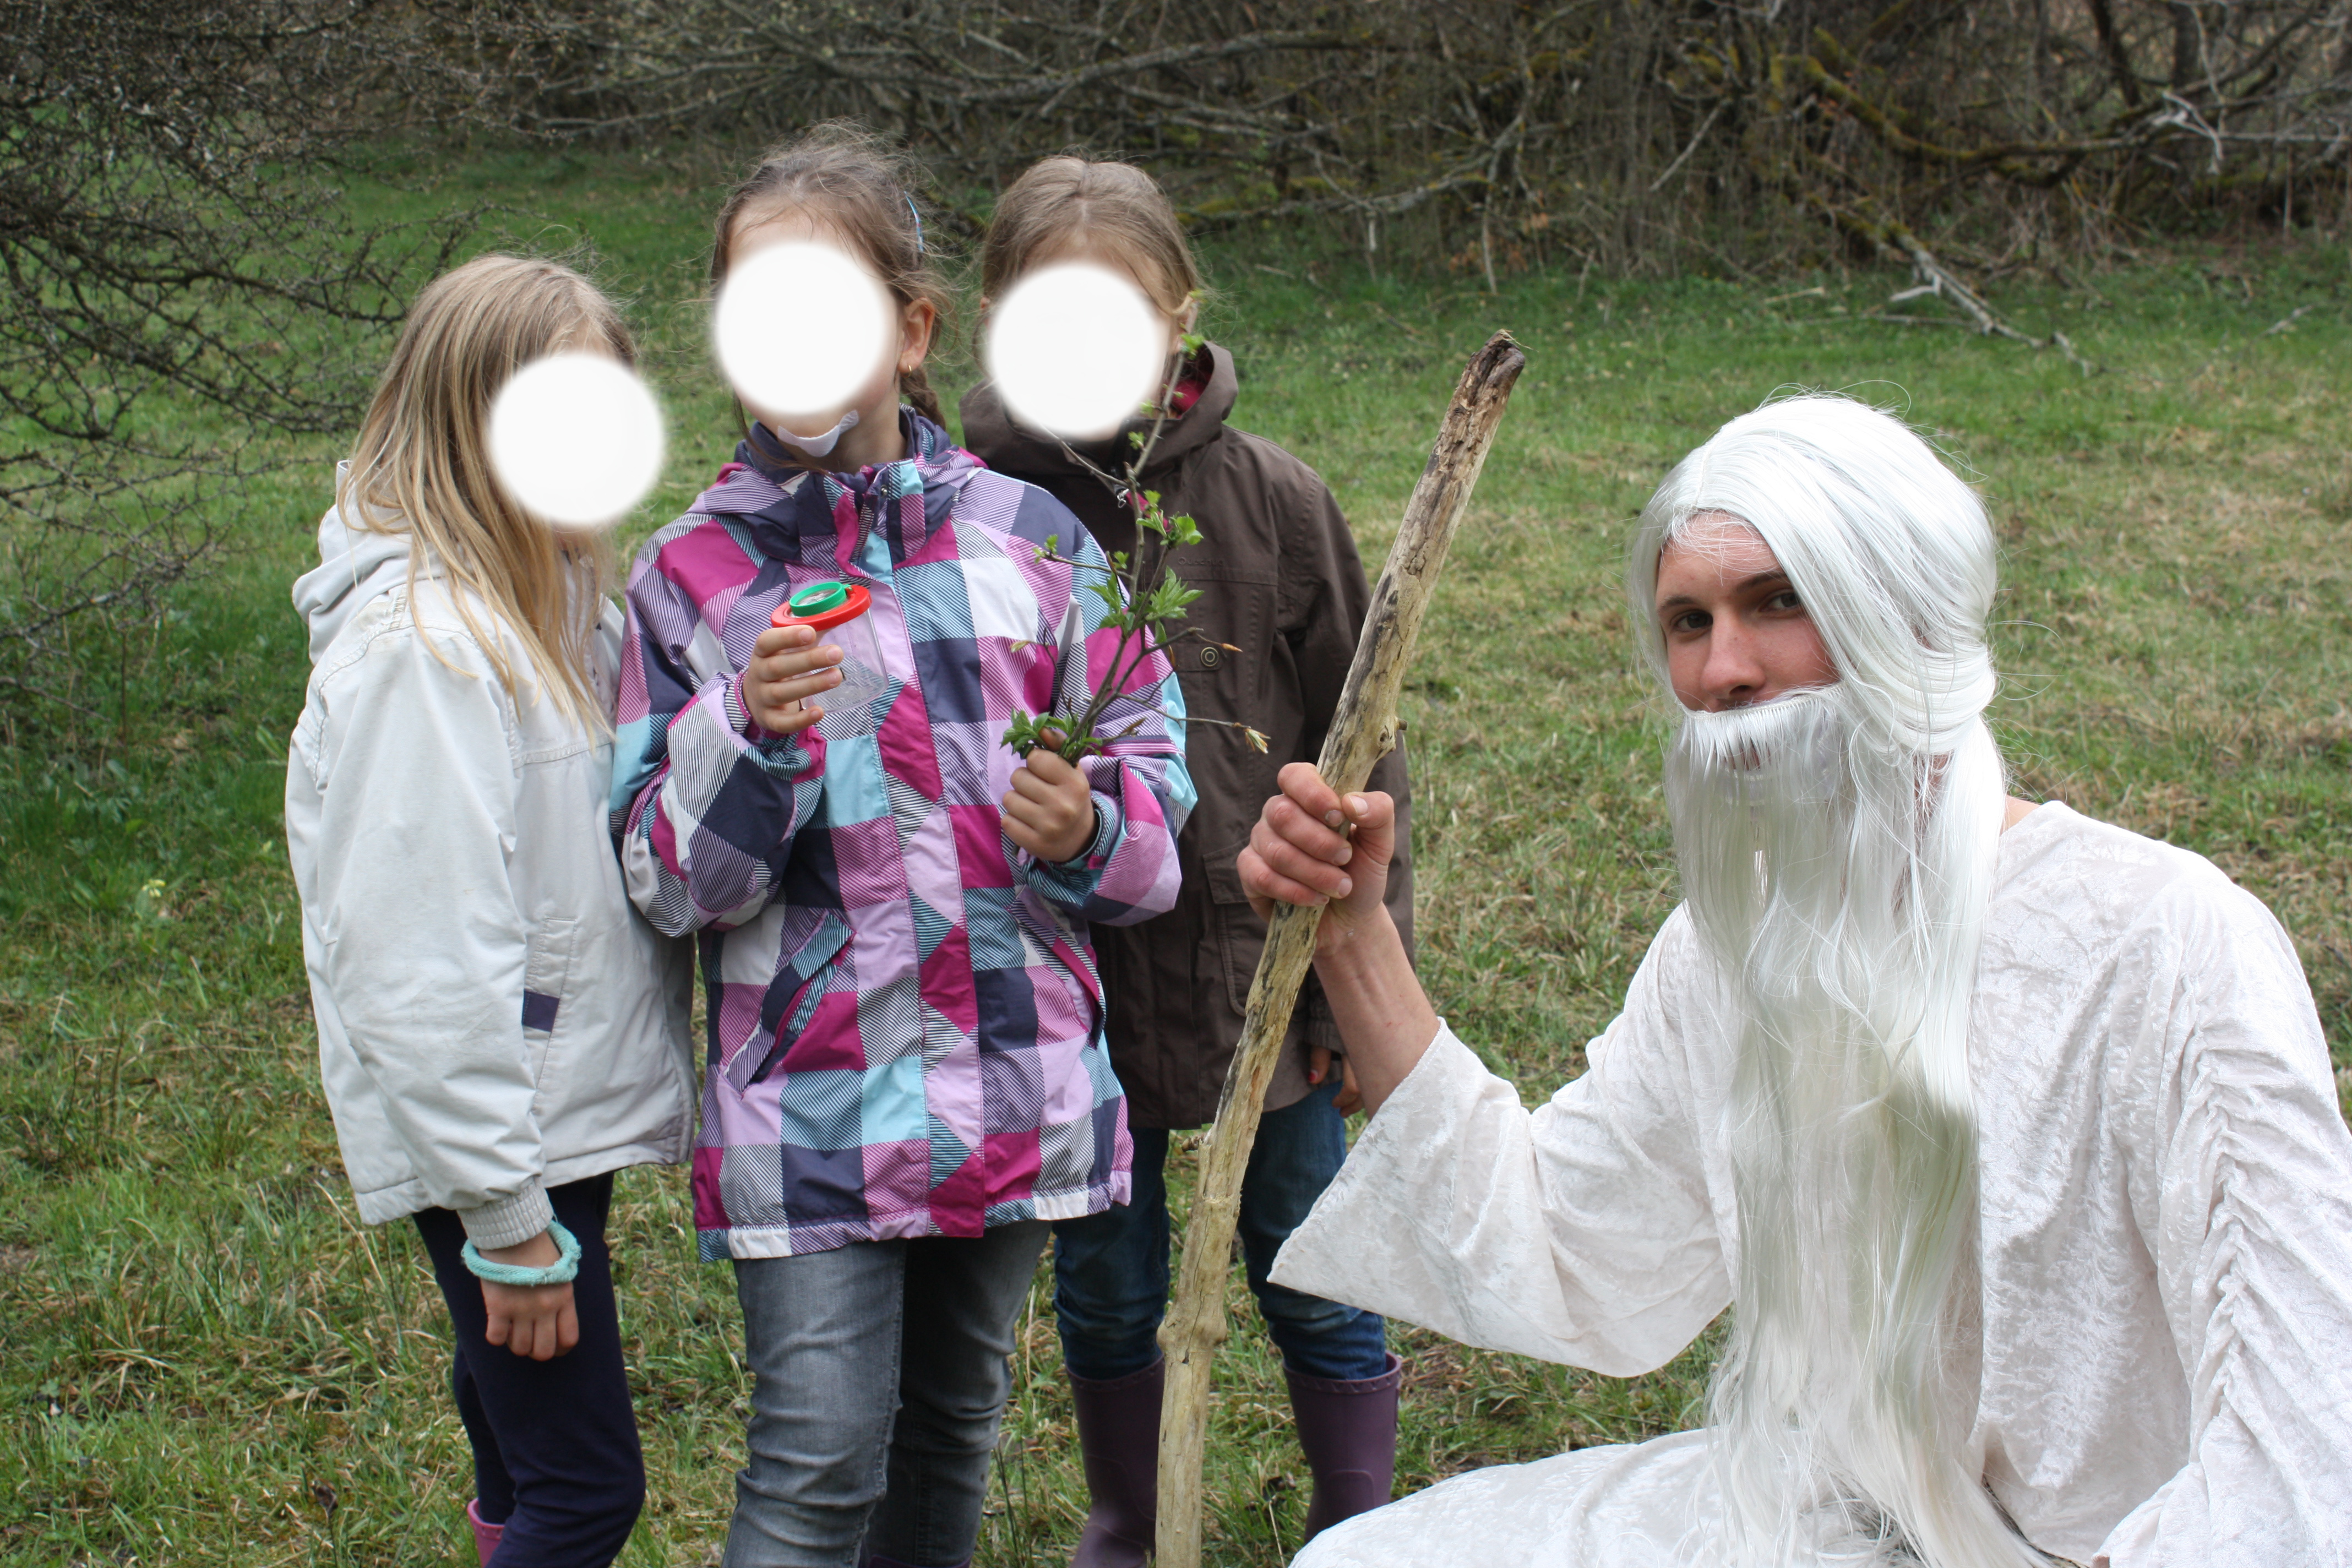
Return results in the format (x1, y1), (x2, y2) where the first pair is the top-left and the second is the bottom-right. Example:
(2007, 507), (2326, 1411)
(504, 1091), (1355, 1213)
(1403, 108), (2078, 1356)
(960, 344), (1413, 1129)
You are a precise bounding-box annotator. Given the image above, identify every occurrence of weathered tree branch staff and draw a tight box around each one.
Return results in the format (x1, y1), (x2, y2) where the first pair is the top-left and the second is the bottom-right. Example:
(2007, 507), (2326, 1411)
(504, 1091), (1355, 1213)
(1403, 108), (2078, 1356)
(1151, 330), (1526, 1568)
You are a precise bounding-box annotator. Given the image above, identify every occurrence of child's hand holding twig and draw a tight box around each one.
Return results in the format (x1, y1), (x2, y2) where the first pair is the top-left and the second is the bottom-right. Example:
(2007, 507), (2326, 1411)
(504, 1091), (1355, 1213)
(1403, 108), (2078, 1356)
(744, 622), (845, 734)
(1003, 728), (1099, 864)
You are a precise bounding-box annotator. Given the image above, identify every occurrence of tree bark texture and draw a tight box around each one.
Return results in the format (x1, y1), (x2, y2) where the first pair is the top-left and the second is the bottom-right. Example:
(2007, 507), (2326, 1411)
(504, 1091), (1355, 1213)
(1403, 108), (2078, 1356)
(1151, 330), (1527, 1568)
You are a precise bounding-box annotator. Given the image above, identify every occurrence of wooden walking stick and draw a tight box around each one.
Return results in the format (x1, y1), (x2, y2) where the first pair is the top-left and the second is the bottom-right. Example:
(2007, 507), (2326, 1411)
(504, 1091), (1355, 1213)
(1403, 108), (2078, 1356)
(1153, 331), (1526, 1567)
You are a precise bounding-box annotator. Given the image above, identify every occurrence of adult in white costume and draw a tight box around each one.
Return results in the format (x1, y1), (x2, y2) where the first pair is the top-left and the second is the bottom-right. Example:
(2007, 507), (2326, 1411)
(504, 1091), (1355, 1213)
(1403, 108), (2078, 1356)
(1238, 396), (2352, 1567)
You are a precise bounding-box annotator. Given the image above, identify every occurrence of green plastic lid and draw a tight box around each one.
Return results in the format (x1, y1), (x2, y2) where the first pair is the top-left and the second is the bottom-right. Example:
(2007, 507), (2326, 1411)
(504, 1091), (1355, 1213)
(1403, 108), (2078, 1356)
(788, 580), (850, 616)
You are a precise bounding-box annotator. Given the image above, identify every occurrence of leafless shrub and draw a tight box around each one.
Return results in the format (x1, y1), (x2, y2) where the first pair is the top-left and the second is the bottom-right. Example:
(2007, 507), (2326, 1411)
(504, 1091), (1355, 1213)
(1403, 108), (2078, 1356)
(0, 0), (502, 737)
(518, 1), (2352, 279)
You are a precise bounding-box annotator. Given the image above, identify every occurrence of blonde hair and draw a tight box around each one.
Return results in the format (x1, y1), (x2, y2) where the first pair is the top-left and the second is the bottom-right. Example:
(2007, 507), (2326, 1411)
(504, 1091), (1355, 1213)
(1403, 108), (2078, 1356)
(337, 254), (630, 729)
(981, 156), (1203, 318)
(711, 122), (954, 429)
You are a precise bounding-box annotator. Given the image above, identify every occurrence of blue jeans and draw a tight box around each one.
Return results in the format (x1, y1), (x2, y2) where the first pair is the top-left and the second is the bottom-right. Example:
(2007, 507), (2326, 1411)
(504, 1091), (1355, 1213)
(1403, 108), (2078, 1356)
(1052, 1078), (1387, 1383)
(723, 1221), (1048, 1568)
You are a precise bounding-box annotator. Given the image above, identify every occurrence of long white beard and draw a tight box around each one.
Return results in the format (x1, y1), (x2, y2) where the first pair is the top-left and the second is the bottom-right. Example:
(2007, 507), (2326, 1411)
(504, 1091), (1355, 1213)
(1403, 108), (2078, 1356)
(1667, 688), (2037, 1568)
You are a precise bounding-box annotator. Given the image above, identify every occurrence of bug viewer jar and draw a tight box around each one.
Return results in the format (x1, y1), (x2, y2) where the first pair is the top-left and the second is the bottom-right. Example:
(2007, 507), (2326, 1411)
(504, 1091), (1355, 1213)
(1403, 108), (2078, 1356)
(771, 579), (893, 738)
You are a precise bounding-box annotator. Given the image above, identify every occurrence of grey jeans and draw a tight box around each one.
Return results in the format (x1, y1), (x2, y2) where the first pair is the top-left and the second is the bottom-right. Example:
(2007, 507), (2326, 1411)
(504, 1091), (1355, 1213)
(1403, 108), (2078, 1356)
(722, 1221), (1049, 1568)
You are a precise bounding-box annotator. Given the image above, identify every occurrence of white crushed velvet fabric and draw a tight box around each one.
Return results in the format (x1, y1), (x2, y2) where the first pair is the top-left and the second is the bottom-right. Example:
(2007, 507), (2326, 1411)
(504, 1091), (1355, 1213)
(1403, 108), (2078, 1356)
(1272, 803), (2352, 1567)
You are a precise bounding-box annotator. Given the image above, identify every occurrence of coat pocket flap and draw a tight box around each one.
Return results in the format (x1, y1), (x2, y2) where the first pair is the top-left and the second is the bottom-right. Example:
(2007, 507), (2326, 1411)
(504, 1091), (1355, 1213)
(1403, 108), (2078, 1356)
(521, 917), (581, 1037)
(1202, 836), (1255, 907)
(723, 910), (852, 1095)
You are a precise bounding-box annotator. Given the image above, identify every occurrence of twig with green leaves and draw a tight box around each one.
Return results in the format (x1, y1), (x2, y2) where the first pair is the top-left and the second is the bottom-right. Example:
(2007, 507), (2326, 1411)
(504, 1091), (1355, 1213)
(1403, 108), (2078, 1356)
(1001, 330), (1272, 764)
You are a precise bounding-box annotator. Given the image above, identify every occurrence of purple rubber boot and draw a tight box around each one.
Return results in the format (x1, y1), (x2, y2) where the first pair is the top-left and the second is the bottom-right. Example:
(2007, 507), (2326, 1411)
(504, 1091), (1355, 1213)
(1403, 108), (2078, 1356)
(1287, 1352), (1404, 1543)
(863, 1555), (968, 1568)
(1068, 1355), (1164, 1567)
(465, 1498), (504, 1566)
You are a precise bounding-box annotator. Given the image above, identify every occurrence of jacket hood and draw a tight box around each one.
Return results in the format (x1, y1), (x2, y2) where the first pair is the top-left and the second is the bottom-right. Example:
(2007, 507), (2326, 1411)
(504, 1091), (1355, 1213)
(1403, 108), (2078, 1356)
(292, 465), (417, 662)
(959, 342), (1238, 482)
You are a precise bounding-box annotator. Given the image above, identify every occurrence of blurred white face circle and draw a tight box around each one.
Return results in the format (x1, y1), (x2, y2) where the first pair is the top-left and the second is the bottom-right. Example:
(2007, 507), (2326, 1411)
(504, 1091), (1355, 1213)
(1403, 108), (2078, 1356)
(714, 241), (895, 420)
(988, 263), (1168, 440)
(487, 352), (665, 531)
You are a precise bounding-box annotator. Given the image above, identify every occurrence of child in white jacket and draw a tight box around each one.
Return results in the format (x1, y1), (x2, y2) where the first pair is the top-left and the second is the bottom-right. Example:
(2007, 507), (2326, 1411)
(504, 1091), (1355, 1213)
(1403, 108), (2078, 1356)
(285, 254), (694, 1567)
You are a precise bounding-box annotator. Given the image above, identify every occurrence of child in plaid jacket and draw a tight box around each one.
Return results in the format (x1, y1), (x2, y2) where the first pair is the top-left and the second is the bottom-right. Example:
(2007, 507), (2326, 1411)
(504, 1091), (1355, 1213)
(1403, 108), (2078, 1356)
(609, 126), (1191, 1568)
(612, 415), (1193, 1255)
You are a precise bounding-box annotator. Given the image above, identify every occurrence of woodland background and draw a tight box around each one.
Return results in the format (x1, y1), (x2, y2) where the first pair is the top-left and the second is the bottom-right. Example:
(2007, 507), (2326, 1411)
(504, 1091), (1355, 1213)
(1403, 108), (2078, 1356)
(4, 2), (2350, 1562)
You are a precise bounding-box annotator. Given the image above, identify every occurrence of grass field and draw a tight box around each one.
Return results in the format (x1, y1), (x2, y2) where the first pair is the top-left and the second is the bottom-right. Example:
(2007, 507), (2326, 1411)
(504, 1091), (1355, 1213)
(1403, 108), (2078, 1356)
(2, 146), (2348, 1565)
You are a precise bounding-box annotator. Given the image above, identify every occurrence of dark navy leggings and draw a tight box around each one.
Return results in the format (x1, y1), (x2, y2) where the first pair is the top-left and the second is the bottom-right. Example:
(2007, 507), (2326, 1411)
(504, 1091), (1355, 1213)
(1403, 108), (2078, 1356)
(413, 1174), (645, 1567)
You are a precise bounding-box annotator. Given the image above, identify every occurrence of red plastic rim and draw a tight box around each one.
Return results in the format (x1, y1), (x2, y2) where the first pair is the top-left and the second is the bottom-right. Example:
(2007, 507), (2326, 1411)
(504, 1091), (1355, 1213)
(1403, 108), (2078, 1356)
(771, 582), (872, 632)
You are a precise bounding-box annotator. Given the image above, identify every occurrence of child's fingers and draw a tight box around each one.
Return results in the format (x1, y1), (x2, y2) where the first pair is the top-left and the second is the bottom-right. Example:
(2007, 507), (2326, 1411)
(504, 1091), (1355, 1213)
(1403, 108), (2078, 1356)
(753, 667), (843, 707)
(750, 623), (825, 660)
(1000, 790), (1071, 839)
(1002, 791), (1095, 863)
(1004, 766), (1055, 805)
(1019, 744), (1081, 788)
(1000, 813), (1053, 861)
(1006, 762), (1090, 807)
(752, 699), (825, 736)
(748, 645), (844, 687)
(558, 1299), (580, 1356)
(1333, 1054), (1364, 1114)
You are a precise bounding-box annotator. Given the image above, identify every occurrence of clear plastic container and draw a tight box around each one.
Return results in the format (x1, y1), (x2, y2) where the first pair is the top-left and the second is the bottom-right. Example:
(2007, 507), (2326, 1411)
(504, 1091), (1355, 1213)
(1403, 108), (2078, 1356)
(771, 579), (891, 739)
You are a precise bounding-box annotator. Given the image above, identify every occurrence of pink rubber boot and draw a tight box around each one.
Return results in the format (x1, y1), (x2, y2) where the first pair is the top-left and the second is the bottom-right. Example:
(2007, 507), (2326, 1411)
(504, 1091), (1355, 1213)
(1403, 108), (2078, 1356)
(466, 1498), (504, 1566)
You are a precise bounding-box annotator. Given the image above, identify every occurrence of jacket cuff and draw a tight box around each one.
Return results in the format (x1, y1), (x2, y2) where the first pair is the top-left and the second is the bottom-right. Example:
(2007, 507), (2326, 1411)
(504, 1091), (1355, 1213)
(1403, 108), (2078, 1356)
(727, 672), (767, 739)
(1059, 792), (1121, 869)
(456, 1183), (553, 1250)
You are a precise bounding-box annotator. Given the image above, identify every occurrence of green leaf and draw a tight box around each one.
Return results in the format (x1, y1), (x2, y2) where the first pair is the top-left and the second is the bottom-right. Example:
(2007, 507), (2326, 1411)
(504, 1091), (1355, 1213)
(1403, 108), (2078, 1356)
(1002, 709), (1049, 757)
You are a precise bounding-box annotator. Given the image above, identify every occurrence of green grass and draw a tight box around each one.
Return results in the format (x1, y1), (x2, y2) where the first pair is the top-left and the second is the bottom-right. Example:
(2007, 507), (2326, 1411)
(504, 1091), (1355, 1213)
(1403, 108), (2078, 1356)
(3, 145), (2349, 1564)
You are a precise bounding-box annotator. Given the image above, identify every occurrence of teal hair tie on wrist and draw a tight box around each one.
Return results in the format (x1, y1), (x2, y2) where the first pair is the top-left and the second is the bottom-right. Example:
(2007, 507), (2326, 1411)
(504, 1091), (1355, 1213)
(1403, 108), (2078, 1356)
(461, 1218), (581, 1287)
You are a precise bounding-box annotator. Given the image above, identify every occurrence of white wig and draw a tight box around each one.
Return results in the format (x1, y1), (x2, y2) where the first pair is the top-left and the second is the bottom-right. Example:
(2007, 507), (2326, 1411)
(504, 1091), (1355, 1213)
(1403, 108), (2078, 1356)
(1627, 395), (2033, 1567)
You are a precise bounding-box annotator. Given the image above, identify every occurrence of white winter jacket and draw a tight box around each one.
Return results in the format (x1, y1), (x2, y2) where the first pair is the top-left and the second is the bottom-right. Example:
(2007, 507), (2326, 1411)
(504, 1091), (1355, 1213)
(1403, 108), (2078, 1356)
(286, 494), (695, 1247)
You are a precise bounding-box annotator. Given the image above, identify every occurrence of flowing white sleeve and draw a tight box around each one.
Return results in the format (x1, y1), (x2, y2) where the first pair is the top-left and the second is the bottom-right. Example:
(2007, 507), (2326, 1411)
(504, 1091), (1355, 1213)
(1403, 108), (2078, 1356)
(1270, 917), (1729, 1375)
(2095, 888), (2352, 1567)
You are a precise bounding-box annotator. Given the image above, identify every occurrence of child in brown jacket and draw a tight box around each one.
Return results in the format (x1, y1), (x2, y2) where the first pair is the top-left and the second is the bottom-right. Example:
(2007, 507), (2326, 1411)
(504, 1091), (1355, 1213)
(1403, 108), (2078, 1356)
(960, 156), (1414, 1566)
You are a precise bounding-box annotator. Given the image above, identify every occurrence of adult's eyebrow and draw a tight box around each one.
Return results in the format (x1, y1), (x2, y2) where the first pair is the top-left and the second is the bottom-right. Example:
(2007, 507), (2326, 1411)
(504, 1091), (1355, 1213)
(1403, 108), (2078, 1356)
(1656, 569), (1790, 611)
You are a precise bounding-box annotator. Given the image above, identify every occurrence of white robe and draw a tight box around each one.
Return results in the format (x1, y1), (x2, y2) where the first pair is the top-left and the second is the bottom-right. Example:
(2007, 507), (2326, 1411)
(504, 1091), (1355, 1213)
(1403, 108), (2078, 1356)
(1271, 803), (2352, 1567)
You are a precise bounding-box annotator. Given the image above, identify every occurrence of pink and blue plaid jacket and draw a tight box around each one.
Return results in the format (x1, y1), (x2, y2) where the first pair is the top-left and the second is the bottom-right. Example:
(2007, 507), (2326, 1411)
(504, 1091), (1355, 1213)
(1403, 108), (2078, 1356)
(611, 413), (1193, 1260)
